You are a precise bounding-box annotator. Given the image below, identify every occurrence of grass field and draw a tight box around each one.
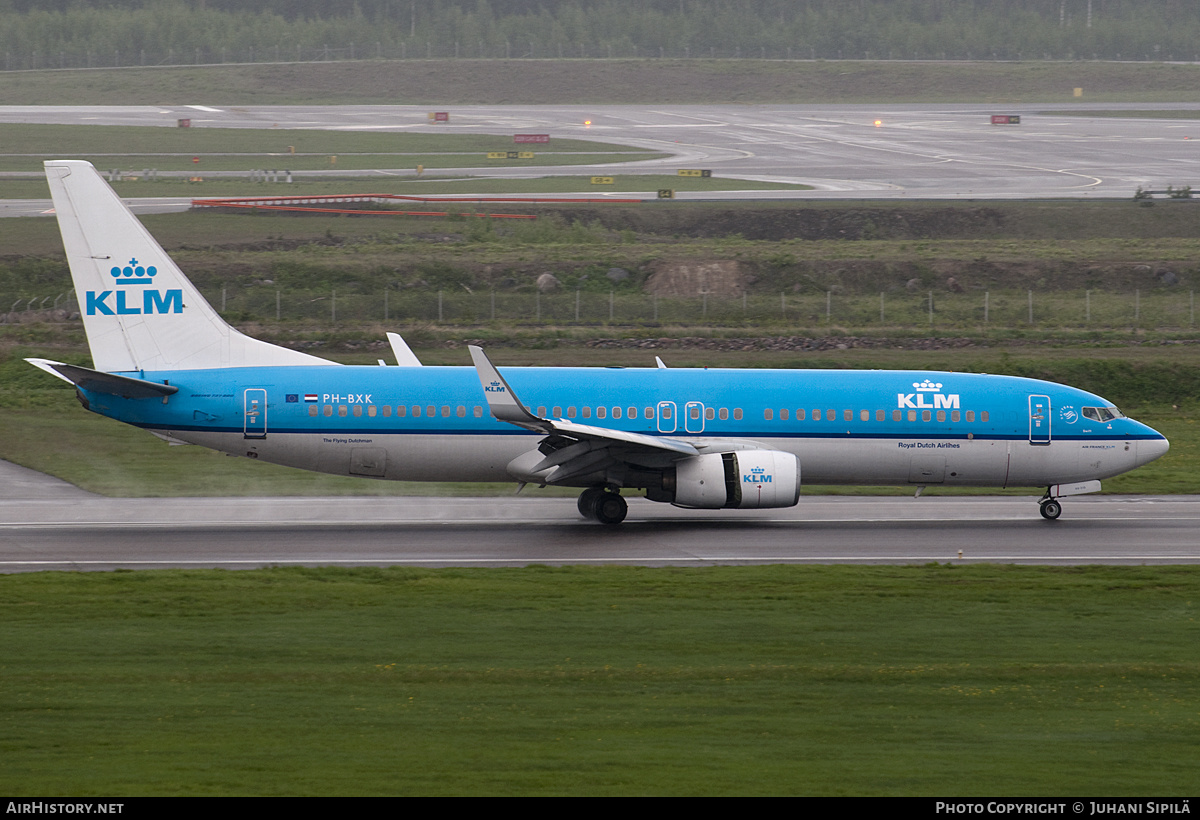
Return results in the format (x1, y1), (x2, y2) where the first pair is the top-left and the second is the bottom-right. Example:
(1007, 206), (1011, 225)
(0, 173), (801, 201)
(1, 564), (1196, 795)
(6, 59), (1200, 106)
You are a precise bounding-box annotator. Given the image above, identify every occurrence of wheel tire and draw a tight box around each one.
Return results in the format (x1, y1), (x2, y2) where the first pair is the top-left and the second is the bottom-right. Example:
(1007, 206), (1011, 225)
(594, 493), (628, 525)
(1040, 499), (1062, 520)
(578, 487), (605, 518)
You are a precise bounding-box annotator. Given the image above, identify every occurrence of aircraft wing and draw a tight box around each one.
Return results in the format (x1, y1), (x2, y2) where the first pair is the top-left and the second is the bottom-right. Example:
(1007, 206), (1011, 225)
(468, 345), (699, 484)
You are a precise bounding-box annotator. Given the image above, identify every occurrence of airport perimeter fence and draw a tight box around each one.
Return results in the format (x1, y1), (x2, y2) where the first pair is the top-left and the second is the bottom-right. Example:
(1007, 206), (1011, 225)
(6, 287), (1195, 331)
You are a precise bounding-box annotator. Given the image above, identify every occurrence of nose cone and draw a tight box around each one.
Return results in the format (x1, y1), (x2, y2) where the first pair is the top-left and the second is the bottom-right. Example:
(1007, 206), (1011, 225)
(1137, 432), (1170, 467)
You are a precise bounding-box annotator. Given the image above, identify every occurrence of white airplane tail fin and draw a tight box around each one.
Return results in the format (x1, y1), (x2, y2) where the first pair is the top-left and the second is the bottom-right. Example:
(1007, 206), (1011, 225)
(45, 160), (333, 372)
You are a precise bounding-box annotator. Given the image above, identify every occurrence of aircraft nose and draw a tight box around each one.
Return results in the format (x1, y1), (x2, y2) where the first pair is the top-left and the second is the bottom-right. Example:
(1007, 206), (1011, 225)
(1137, 434), (1170, 466)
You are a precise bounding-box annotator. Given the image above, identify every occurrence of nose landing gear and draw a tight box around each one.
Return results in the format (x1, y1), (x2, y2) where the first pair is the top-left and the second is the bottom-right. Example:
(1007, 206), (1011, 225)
(578, 485), (628, 525)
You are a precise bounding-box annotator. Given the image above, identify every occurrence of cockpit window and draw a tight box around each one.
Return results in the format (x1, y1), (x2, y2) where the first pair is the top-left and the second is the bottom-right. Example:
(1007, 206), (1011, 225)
(1082, 406), (1120, 422)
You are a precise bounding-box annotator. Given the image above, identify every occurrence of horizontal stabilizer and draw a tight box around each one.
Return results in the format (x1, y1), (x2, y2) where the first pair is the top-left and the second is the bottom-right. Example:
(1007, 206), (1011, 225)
(26, 358), (178, 399)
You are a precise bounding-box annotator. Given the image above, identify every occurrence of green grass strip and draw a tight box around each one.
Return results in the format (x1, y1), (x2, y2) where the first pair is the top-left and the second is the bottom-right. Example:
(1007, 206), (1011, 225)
(1, 564), (1197, 795)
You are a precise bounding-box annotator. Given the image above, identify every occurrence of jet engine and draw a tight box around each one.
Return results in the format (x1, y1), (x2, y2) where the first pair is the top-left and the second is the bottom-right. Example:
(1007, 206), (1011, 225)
(668, 450), (800, 509)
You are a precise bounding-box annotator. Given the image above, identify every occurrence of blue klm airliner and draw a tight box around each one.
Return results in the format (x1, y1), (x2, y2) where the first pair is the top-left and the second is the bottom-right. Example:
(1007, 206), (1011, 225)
(28, 160), (1168, 524)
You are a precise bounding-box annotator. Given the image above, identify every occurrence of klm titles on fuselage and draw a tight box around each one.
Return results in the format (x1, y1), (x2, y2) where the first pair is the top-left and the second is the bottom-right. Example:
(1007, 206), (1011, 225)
(898, 380), (960, 409)
(85, 258), (183, 316)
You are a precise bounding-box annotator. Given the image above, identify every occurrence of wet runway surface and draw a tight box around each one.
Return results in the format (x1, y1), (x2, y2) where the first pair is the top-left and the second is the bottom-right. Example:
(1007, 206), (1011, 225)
(2, 474), (1197, 571)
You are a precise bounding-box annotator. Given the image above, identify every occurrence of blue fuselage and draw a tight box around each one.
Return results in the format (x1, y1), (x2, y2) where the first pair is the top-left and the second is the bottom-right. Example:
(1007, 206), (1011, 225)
(77, 365), (1167, 490)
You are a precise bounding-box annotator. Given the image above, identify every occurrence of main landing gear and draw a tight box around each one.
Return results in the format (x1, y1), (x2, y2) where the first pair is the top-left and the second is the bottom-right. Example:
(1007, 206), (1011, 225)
(578, 485), (628, 525)
(1039, 494), (1063, 521)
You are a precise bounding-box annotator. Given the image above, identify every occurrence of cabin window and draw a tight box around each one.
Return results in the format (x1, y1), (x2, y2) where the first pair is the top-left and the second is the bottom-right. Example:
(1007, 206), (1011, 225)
(353, 405), (363, 417)
(397, 405), (407, 417)
(339, 405), (348, 417)
(922, 410), (931, 422)
(734, 408), (743, 420)
(908, 410), (917, 422)
(537, 406), (546, 417)
(597, 407), (606, 419)
(876, 409), (885, 421)
(813, 409), (822, 421)
(568, 407), (577, 418)
(323, 405), (333, 417)
(796, 409), (805, 421)
(368, 405), (377, 417)
(412, 405), (421, 417)
(309, 405), (318, 417)
(719, 408), (729, 420)
(860, 410), (870, 422)
(965, 410), (974, 422)
(552, 406), (562, 418)
(612, 407), (622, 419)
(439, 406), (449, 418)
(645, 407), (654, 420)
(951, 410), (960, 422)
(706, 408), (715, 420)
(827, 409), (835, 421)
(893, 409), (901, 421)
(426, 405), (435, 418)
(764, 409), (773, 421)
(844, 409), (852, 422)
(457, 406), (466, 418)
(474, 406), (483, 418)
(582, 406), (591, 419)
(981, 411), (989, 422)
(628, 407), (636, 420)
(780, 409), (789, 421)
(937, 410), (946, 422)
(382, 405), (392, 417)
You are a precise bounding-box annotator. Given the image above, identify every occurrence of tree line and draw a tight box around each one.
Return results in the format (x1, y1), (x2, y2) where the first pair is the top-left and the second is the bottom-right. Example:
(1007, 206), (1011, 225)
(4, 0), (1200, 69)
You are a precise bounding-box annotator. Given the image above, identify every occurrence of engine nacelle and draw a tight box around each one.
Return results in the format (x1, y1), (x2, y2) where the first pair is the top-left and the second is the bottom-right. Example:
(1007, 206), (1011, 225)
(671, 450), (800, 509)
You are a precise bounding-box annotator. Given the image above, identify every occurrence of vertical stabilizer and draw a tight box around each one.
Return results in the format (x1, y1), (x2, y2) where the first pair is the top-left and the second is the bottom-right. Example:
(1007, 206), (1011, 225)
(45, 160), (333, 372)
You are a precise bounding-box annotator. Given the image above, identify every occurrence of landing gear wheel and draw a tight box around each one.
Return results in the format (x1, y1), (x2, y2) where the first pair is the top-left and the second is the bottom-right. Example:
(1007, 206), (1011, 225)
(578, 486), (606, 518)
(1040, 499), (1062, 520)
(594, 492), (628, 525)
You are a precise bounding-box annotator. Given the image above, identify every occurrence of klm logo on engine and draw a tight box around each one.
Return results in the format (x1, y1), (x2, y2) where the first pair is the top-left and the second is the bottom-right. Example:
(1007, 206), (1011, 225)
(86, 258), (183, 316)
(744, 466), (772, 484)
(897, 379), (960, 410)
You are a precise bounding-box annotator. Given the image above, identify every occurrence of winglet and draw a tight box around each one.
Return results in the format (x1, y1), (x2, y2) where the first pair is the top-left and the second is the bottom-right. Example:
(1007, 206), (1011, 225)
(386, 332), (422, 367)
(468, 345), (544, 427)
